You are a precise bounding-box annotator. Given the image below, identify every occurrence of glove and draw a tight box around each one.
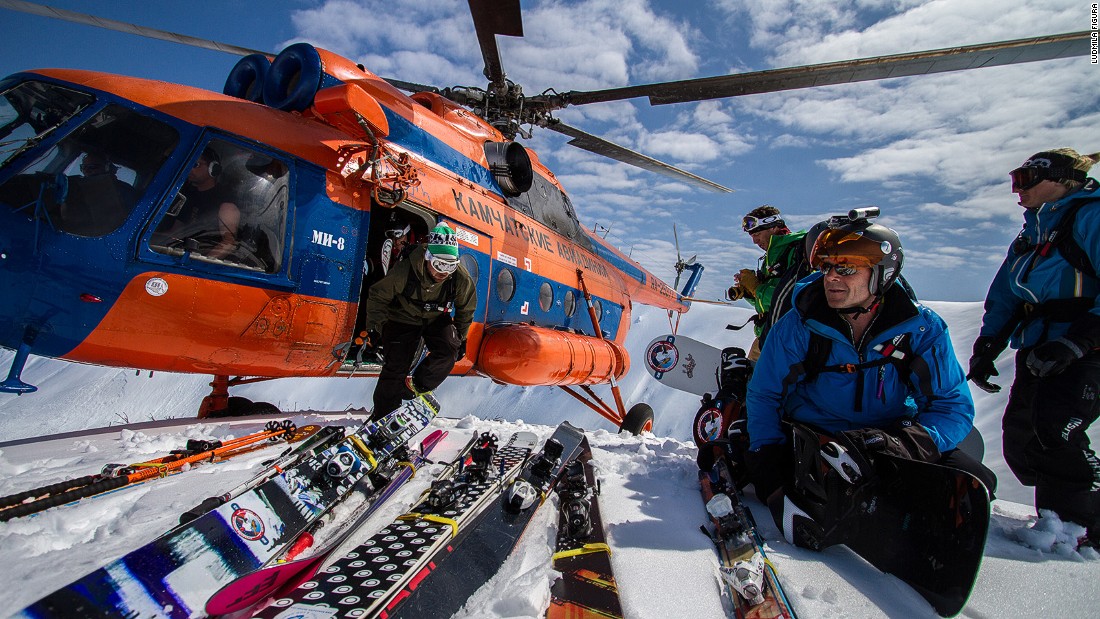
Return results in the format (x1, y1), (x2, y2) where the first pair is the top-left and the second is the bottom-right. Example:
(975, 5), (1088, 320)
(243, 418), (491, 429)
(744, 443), (791, 504)
(455, 338), (468, 362)
(1026, 337), (1086, 377)
(839, 418), (940, 463)
(967, 335), (1005, 393)
(725, 270), (759, 302)
(738, 269), (760, 296)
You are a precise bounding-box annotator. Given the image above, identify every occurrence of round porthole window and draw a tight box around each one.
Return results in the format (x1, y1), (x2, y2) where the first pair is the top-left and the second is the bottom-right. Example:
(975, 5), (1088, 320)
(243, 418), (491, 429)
(539, 282), (553, 312)
(497, 269), (515, 302)
(460, 254), (478, 282)
(563, 291), (576, 317)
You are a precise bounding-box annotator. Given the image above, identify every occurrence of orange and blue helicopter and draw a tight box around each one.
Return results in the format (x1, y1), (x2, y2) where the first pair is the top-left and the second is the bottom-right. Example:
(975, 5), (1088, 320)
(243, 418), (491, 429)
(0, 0), (1090, 432)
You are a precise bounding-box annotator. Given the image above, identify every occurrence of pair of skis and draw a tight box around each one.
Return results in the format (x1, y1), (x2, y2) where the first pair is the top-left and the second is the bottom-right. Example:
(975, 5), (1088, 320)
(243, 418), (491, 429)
(17, 400), (440, 618)
(0, 420), (314, 522)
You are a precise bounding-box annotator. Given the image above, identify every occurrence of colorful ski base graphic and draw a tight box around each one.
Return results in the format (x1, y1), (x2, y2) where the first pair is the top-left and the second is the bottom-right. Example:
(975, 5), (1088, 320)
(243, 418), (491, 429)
(204, 428), (448, 615)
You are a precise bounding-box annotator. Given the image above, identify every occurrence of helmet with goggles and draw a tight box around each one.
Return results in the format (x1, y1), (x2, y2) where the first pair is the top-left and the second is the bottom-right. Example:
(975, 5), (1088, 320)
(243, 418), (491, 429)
(810, 219), (903, 296)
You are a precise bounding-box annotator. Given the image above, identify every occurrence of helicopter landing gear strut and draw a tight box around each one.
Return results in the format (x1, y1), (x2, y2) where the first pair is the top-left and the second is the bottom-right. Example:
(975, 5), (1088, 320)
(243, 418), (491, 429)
(197, 375), (281, 418)
(567, 269), (655, 435)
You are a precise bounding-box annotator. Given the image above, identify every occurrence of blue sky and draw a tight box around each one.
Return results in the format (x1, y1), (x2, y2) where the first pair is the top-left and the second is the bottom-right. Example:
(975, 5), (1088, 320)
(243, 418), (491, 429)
(1, 0), (1096, 302)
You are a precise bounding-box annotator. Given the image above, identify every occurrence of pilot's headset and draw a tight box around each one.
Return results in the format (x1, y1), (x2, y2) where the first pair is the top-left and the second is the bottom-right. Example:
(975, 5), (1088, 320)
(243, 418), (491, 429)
(201, 147), (222, 178)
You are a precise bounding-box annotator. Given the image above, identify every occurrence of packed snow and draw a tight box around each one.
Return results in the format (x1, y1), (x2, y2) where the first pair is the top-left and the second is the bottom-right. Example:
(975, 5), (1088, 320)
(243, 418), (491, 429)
(1, 301), (1098, 618)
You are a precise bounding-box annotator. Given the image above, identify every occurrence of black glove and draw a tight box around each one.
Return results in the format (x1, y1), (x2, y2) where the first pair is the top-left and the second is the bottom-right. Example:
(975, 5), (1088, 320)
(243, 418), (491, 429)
(455, 338), (468, 362)
(967, 335), (1005, 393)
(363, 329), (382, 350)
(1026, 338), (1086, 377)
(1028, 313), (1100, 377)
(745, 443), (791, 504)
(839, 418), (940, 463)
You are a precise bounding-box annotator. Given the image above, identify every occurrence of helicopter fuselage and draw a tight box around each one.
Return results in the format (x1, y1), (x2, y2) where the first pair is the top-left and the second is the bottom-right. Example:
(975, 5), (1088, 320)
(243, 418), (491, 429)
(0, 45), (694, 407)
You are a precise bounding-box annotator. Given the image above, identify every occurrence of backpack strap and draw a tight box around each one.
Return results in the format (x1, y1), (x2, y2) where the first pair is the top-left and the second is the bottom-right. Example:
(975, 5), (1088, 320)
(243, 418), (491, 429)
(1018, 190), (1099, 283)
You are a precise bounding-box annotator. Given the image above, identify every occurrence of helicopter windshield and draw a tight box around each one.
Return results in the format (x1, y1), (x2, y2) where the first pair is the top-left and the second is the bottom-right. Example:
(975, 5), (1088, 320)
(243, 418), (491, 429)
(0, 97), (179, 237)
(0, 80), (95, 168)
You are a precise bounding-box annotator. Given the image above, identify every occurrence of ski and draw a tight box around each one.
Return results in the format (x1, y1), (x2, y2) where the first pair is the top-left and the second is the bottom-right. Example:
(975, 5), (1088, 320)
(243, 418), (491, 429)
(204, 427), (448, 615)
(0, 421), (317, 522)
(17, 400), (439, 619)
(547, 450), (624, 619)
(700, 459), (798, 619)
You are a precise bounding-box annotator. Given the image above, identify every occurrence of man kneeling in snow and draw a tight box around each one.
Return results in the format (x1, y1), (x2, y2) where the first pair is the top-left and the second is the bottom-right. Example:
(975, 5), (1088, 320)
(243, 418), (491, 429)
(744, 213), (996, 549)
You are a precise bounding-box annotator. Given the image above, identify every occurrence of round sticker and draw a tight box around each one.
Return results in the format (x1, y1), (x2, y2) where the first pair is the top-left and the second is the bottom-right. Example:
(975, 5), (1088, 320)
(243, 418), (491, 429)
(645, 339), (678, 376)
(144, 277), (168, 297)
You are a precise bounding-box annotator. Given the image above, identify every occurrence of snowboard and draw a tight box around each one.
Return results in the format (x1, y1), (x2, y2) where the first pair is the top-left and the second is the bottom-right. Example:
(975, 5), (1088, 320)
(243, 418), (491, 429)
(790, 423), (990, 617)
(547, 452), (624, 619)
(17, 400), (438, 619)
(253, 429), (541, 618)
(643, 333), (723, 395)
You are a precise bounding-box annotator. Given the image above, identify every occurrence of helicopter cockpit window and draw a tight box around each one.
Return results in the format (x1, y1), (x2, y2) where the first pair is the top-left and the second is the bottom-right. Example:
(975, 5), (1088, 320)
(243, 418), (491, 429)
(515, 172), (590, 250)
(0, 80), (94, 169)
(0, 102), (178, 237)
(150, 139), (288, 273)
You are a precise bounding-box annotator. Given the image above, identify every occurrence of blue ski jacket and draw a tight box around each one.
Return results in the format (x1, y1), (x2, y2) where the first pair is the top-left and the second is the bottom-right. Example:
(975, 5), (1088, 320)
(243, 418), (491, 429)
(979, 181), (1100, 349)
(746, 274), (974, 453)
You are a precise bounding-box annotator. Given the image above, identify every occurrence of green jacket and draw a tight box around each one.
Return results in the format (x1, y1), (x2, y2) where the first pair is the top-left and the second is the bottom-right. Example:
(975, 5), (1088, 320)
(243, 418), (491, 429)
(363, 245), (477, 337)
(750, 230), (807, 335)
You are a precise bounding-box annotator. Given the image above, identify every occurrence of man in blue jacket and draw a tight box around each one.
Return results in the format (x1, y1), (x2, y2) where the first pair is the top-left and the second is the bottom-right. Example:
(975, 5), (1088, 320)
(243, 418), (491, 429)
(745, 215), (994, 548)
(969, 148), (1100, 547)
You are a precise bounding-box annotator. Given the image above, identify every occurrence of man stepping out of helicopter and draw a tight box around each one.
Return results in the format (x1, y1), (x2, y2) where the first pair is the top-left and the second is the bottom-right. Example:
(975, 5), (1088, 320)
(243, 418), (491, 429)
(361, 224), (477, 420)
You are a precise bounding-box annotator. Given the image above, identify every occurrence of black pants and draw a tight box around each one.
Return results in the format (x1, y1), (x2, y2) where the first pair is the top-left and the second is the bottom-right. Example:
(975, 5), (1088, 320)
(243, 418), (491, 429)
(1003, 349), (1100, 531)
(371, 316), (461, 420)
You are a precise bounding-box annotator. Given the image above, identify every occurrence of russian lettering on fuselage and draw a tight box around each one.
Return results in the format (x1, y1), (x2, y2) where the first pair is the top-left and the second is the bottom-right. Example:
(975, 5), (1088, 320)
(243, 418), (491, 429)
(452, 189), (608, 277)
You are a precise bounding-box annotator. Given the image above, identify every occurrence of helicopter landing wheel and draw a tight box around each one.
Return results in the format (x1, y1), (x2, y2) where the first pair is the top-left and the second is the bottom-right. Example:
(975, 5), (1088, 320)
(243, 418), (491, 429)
(619, 403), (654, 435)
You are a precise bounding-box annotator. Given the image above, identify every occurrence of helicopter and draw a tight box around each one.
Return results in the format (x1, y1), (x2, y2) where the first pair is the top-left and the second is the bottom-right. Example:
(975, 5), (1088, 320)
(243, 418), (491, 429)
(0, 0), (1090, 433)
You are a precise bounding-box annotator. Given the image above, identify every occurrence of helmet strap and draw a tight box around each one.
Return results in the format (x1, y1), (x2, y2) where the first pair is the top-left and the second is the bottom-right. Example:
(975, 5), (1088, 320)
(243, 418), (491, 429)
(837, 298), (881, 317)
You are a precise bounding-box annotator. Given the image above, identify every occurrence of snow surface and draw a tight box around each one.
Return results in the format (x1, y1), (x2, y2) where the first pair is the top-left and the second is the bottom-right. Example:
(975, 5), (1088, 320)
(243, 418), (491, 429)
(1, 301), (1098, 618)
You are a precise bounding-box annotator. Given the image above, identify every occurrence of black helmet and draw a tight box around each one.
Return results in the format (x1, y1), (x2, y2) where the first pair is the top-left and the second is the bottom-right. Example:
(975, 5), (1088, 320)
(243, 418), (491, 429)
(810, 221), (903, 296)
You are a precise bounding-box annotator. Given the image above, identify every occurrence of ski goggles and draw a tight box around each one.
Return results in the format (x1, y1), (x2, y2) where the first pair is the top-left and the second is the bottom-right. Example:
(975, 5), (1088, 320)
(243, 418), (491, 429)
(426, 251), (459, 274)
(1009, 165), (1086, 192)
(818, 262), (861, 277)
(742, 214), (783, 233)
(385, 224), (411, 239)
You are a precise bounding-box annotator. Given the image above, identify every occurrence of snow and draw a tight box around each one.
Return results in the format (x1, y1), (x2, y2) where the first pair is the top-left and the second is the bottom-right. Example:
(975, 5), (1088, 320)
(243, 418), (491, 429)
(1, 301), (1099, 618)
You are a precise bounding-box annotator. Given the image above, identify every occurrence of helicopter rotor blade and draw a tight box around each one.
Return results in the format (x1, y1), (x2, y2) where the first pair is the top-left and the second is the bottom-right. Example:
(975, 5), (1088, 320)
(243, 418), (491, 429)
(0, 0), (268, 57)
(546, 121), (732, 194)
(467, 0), (523, 84)
(673, 224), (682, 261)
(0, 0), (441, 95)
(561, 31), (1091, 107)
